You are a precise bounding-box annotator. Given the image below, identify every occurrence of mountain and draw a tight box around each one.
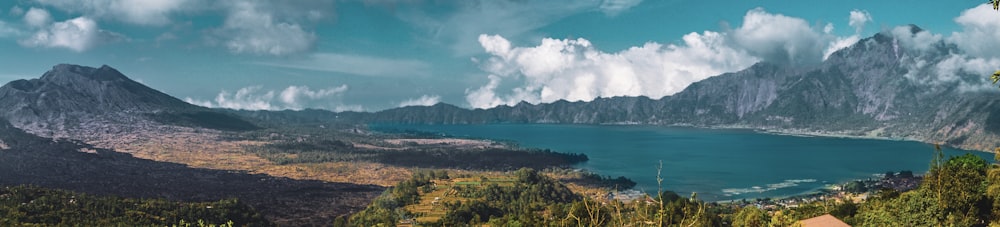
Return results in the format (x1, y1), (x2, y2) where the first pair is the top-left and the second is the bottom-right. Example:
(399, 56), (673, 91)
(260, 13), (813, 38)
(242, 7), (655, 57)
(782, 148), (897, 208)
(364, 25), (1000, 152)
(0, 64), (257, 138)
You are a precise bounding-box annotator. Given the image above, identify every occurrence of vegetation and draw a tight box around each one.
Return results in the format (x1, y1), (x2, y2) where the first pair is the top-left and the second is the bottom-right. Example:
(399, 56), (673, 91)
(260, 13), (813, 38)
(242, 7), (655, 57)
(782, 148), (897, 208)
(0, 185), (270, 226)
(349, 168), (721, 226)
(546, 169), (638, 190)
(242, 136), (588, 170)
(729, 145), (1000, 226)
(343, 144), (1000, 226)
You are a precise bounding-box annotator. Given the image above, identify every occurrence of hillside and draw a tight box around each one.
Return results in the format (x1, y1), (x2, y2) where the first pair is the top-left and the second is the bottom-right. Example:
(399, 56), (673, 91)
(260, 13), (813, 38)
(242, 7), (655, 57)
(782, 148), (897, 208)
(360, 25), (1000, 152)
(0, 116), (382, 226)
(0, 64), (257, 139)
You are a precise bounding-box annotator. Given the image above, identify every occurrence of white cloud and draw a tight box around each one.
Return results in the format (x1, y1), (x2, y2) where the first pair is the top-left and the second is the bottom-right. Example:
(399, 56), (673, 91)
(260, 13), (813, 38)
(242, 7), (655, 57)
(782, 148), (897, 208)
(18, 17), (123, 52)
(891, 25), (942, 52)
(186, 86), (276, 110)
(949, 4), (1000, 58)
(258, 53), (432, 77)
(732, 8), (830, 65)
(279, 85), (348, 108)
(934, 54), (1000, 92)
(29, 0), (331, 54)
(399, 95), (441, 107)
(599, 0), (643, 16)
(466, 75), (507, 109)
(214, 1), (315, 55)
(466, 7), (881, 109)
(466, 32), (758, 109)
(33, 0), (191, 26)
(185, 85), (355, 111)
(399, 0), (638, 56)
(823, 36), (860, 61)
(23, 8), (51, 28)
(823, 10), (872, 60)
(848, 10), (872, 34)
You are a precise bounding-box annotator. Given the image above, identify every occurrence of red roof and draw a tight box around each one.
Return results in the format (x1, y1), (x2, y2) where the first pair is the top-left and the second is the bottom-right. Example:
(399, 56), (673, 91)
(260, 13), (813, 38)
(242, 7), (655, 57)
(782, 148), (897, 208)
(799, 214), (850, 227)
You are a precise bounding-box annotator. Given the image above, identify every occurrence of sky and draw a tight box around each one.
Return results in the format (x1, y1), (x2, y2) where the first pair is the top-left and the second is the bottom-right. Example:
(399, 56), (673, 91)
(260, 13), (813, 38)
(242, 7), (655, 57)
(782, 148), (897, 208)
(0, 0), (997, 112)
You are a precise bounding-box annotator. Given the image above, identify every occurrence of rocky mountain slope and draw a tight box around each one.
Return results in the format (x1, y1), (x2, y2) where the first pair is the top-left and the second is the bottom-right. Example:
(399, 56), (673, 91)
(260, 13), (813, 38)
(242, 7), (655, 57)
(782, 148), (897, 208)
(363, 26), (1000, 152)
(0, 64), (257, 139)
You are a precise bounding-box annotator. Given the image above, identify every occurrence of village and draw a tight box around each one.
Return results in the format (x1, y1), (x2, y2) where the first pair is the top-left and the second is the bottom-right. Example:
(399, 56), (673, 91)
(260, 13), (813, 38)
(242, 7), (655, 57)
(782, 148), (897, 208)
(721, 170), (921, 210)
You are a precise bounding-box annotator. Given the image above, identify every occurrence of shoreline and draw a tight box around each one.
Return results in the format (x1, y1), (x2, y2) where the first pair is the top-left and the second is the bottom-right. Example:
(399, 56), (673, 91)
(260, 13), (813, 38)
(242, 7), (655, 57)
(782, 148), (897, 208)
(674, 123), (995, 154)
(595, 121), (995, 153)
(368, 123), (973, 204)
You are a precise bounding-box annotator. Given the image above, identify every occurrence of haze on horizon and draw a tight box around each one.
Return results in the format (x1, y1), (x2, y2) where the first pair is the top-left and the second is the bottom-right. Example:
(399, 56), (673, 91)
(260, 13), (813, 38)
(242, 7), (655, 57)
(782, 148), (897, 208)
(0, 0), (997, 112)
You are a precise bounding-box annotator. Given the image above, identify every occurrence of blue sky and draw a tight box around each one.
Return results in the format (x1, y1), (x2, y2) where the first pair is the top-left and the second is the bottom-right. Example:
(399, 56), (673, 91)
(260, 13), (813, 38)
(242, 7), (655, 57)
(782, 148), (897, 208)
(0, 0), (996, 111)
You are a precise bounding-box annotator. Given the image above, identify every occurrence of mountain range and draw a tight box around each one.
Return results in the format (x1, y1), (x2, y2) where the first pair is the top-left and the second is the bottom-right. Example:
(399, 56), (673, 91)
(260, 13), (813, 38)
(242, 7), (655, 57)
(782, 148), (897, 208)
(0, 25), (997, 153)
(363, 25), (1000, 152)
(0, 24), (997, 225)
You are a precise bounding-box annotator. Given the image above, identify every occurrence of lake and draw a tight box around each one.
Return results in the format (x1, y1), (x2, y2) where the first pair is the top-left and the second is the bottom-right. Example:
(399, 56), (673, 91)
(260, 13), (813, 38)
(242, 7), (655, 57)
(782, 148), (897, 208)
(370, 124), (994, 202)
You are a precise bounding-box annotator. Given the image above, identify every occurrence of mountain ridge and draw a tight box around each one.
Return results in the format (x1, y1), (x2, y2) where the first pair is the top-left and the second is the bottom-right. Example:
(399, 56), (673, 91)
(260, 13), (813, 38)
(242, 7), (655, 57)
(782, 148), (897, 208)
(359, 26), (1000, 152)
(0, 64), (258, 138)
(1, 25), (997, 152)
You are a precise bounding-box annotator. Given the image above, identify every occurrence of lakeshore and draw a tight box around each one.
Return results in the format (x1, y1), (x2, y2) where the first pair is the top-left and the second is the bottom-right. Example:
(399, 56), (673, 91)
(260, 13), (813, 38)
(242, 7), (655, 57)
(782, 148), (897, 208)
(370, 123), (995, 202)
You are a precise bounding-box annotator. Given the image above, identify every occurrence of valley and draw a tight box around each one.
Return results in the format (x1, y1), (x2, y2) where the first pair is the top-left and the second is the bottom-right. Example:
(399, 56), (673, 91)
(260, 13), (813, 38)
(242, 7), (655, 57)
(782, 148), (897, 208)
(1, 17), (999, 226)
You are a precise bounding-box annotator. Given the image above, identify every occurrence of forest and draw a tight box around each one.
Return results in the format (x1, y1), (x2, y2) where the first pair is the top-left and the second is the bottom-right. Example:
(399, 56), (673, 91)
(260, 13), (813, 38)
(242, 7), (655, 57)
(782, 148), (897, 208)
(0, 185), (270, 226)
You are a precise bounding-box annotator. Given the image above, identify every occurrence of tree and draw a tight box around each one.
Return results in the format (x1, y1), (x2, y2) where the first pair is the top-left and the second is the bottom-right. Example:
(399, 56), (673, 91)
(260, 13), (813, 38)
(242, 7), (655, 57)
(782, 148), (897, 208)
(733, 206), (769, 227)
(993, 70), (1000, 88)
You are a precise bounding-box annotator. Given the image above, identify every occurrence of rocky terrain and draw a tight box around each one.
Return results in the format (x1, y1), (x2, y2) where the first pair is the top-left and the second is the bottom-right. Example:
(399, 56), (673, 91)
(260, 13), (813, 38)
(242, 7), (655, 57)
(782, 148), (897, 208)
(0, 64), (257, 140)
(0, 117), (382, 226)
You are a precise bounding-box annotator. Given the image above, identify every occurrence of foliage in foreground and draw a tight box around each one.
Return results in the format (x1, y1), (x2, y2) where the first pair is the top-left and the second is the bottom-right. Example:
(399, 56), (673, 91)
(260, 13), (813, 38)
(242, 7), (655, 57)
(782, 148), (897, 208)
(349, 145), (1000, 226)
(0, 185), (270, 226)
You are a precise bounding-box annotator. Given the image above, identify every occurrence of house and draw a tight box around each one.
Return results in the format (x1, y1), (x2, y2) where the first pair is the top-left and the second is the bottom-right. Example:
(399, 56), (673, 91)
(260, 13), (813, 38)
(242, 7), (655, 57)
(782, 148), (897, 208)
(798, 214), (850, 227)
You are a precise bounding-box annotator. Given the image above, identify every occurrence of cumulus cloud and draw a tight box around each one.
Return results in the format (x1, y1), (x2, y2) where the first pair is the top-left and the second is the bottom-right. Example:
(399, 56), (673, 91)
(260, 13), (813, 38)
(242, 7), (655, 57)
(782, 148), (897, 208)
(18, 16), (124, 52)
(23, 8), (51, 28)
(279, 85), (348, 109)
(466, 32), (758, 108)
(185, 85), (355, 111)
(892, 25), (942, 52)
(466, 7), (878, 109)
(33, 0), (191, 26)
(848, 10), (872, 34)
(185, 86), (276, 110)
(29, 0), (330, 54)
(732, 8), (830, 65)
(822, 10), (872, 60)
(213, 1), (315, 55)
(949, 4), (1000, 58)
(258, 53), (432, 77)
(399, 95), (441, 107)
(935, 54), (1000, 92)
(898, 51), (1000, 94)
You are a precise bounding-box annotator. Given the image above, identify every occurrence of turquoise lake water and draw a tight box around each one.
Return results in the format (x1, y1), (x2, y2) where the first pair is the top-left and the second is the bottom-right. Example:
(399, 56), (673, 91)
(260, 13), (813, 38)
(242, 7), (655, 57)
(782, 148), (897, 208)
(370, 124), (994, 201)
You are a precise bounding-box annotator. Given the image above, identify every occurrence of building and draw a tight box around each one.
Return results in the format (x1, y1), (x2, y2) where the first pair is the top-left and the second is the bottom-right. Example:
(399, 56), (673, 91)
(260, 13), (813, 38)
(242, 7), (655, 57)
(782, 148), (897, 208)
(799, 214), (850, 227)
